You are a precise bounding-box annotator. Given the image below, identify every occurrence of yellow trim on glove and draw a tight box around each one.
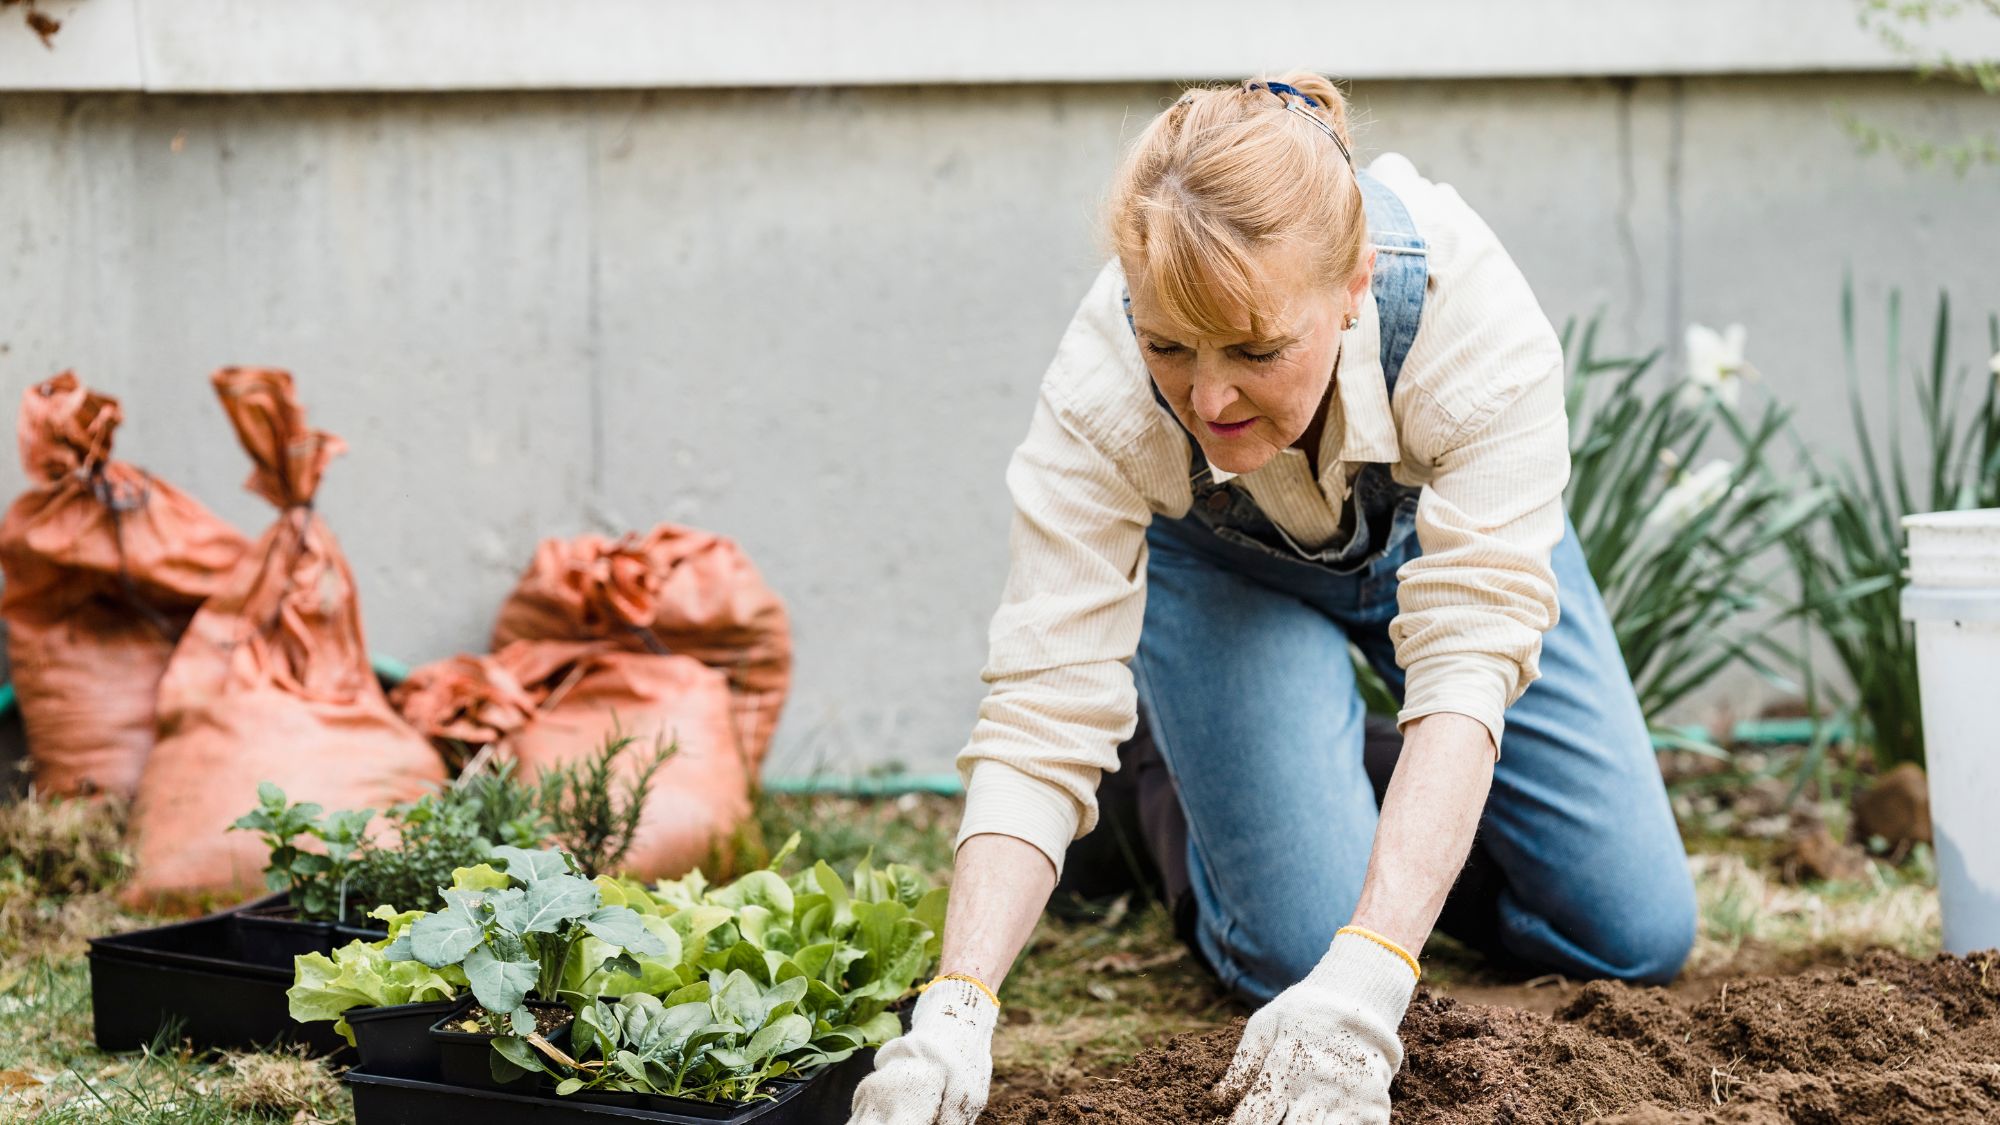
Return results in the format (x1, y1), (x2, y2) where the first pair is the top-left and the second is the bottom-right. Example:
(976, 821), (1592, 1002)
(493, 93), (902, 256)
(1337, 925), (1422, 981)
(918, 972), (1002, 1010)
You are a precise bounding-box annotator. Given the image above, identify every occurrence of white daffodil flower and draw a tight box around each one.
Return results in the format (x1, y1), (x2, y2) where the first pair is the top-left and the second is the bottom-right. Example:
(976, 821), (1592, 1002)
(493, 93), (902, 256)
(1644, 460), (1736, 536)
(1680, 323), (1755, 408)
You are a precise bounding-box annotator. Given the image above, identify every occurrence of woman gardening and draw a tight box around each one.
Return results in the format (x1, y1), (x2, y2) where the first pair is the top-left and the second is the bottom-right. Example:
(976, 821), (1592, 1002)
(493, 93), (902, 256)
(850, 73), (1696, 1124)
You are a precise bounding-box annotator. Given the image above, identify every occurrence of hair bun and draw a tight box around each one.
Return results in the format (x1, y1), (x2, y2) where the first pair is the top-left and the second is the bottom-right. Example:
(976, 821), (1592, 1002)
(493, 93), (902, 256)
(1266, 71), (1355, 155)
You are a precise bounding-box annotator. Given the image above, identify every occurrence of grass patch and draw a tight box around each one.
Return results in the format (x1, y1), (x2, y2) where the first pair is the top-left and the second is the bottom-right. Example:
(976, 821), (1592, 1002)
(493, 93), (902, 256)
(0, 953), (354, 1123)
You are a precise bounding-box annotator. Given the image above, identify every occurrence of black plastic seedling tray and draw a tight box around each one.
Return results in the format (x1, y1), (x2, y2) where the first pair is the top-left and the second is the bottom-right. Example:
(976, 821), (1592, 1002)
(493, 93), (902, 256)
(346, 998), (458, 1078)
(232, 902), (388, 968)
(347, 1049), (876, 1125)
(87, 903), (352, 1057)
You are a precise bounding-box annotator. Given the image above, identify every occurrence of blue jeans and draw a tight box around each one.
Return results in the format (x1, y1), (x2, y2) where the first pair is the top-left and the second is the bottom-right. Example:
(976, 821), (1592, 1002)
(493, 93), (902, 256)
(1131, 512), (1696, 1004)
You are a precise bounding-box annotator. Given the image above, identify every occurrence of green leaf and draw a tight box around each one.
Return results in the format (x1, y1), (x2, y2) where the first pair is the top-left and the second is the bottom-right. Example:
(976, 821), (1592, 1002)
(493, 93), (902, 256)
(664, 980), (711, 1007)
(712, 969), (766, 1026)
(492, 1035), (549, 1077)
(409, 892), (487, 967)
(581, 905), (668, 955)
(492, 846), (571, 883)
(722, 940), (772, 985)
(914, 888), (948, 963)
(766, 975), (808, 1007)
(451, 864), (513, 892)
(593, 875), (657, 912)
(668, 906), (735, 972)
(811, 862), (853, 932)
(498, 874), (600, 935)
(746, 1014), (812, 1062)
(856, 1010), (903, 1045)
(463, 943), (539, 1014)
(708, 870), (795, 918)
(555, 1078), (583, 1096)
(577, 1002), (620, 1060)
(789, 942), (836, 981)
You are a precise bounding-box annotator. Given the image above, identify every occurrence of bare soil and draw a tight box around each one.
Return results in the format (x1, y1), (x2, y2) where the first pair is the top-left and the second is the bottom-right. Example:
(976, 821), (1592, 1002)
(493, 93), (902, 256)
(983, 951), (2000, 1124)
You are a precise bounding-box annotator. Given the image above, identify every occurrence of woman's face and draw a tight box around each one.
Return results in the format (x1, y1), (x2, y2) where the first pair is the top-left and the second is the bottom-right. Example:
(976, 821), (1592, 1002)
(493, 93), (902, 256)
(1128, 244), (1373, 478)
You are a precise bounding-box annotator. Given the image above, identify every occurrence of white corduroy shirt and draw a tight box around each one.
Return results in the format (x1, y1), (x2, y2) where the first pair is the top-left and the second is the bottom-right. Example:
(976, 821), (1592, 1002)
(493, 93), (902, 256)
(956, 154), (1571, 875)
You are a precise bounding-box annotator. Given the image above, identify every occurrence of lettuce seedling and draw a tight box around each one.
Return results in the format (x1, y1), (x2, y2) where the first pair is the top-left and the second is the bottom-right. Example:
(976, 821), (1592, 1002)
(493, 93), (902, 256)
(633, 839), (947, 1071)
(286, 907), (462, 1043)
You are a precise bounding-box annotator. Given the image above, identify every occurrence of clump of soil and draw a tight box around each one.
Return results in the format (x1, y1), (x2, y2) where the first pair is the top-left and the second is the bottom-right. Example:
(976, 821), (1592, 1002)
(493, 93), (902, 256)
(983, 952), (2000, 1124)
(1851, 763), (1932, 850)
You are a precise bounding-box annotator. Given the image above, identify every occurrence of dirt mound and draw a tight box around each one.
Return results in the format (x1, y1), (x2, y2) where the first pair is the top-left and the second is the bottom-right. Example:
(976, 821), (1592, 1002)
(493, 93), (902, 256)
(983, 952), (2000, 1124)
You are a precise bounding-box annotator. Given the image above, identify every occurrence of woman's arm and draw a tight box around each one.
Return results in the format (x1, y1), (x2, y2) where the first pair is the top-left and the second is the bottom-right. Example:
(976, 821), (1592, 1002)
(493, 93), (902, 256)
(1348, 712), (1495, 953)
(938, 833), (1059, 989)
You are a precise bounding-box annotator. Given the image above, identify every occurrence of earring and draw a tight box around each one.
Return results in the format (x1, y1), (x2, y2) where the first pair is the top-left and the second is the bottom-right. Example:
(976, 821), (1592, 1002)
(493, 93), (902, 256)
(1343, 312), (1359, 330)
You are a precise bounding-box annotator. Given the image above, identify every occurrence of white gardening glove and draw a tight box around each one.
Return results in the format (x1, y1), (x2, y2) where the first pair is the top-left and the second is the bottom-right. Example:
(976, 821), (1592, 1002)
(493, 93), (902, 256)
(1218, 927), (1419, 1125)
(847, 978), (999, 1125)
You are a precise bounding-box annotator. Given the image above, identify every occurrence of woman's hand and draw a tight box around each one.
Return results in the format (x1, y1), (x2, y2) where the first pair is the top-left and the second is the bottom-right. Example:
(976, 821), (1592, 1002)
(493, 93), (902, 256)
(846, 979), (999, 1125)
(1216, 930), (1418, 1124)
(1222, 711), (1494, 1123)
(847, 833), (1055, 1125)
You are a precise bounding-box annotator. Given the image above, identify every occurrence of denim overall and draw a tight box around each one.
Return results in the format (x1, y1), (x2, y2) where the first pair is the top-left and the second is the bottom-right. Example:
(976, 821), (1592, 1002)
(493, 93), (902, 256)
(1099, 169), (1697, 1004)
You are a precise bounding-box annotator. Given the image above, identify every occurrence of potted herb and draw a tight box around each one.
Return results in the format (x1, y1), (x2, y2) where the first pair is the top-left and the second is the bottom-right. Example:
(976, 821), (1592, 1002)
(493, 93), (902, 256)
(390, 846), (669, 1091)
(228, 783), (379, 966)
(230, 767), (538, 967)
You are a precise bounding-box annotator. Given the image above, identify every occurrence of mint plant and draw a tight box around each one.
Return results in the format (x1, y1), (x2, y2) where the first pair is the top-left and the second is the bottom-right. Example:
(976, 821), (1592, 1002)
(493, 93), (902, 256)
(229, 782), (375, 923)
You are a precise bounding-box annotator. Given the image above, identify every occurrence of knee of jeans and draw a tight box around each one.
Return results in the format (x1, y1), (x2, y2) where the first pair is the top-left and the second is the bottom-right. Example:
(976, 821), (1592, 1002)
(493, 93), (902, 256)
(1595, 889), (1697, 985)
(1214, 908), (1345, 1003)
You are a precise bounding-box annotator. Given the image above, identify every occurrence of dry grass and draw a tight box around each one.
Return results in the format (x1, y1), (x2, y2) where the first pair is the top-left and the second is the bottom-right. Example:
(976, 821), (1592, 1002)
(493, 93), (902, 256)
(1688, 848), (1941, 975)
(210, 1049), (345, 1119)
(0, 794), (141, 967)
(0, 792), (130, 896)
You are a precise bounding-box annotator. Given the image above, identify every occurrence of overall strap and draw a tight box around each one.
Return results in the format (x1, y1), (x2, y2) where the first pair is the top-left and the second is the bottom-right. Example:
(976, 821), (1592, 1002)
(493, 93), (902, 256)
(1352, 166), (1428, 395)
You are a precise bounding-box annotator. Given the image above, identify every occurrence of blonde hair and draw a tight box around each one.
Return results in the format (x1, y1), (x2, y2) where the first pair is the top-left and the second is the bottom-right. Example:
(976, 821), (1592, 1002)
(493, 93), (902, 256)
(1106, 72), (1365, 339)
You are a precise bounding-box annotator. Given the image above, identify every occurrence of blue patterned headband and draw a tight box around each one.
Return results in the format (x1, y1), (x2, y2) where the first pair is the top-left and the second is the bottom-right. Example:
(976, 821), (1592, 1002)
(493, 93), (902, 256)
(1243, 81), (1354, 168)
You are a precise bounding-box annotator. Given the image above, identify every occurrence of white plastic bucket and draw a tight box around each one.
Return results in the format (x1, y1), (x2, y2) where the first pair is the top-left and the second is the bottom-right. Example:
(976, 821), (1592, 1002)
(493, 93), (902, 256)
(1901, 508), (2000, 956)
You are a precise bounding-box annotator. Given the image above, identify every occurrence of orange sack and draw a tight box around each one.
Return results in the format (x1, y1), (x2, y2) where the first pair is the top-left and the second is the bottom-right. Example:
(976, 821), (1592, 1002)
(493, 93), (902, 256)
(121, 368), (445, 913)
(0, 373), (248, 798)
(393, 639), (747, 879)
(490, 525), (792, 773)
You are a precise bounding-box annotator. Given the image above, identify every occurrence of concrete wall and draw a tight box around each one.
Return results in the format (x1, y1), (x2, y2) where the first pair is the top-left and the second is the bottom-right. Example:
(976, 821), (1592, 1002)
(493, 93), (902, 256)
(1, 75), (1996, 775)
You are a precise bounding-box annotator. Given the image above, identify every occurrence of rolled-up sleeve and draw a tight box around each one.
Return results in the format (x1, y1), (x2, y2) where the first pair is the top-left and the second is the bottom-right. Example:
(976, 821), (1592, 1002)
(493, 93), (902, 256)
(954, 287), (1156, 877)
(1387, 182), (1570, 753)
